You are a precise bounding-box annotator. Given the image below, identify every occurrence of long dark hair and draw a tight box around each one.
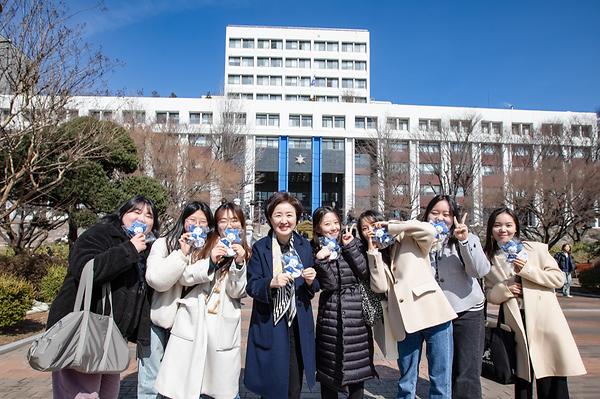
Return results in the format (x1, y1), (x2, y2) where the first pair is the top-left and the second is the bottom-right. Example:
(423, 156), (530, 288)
(103, 195), (160, 238)
(311, 206), (340, 251)
(357, 209), (392, 266)
(165, 201), (213, 253)
(421, 194), (460, 247)
(483, 207), (521, 260)
(199, 202), (251, 263)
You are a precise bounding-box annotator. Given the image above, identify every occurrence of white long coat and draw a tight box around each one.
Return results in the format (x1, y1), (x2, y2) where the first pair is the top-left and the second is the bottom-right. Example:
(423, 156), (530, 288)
(154, 257), (247, 399)
(485, 241), (586, 381)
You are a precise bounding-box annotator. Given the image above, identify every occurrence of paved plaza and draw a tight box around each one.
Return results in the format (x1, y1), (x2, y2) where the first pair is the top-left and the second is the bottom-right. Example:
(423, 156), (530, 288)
(0, 294), (598, 398)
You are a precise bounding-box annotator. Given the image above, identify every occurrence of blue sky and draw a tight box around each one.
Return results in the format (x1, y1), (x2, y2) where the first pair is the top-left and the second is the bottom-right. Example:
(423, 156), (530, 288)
(67, 0), (600, 112)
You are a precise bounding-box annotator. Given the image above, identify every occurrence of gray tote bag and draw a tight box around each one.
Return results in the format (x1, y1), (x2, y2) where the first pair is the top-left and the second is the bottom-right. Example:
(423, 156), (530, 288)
(27, 259), (130, 373)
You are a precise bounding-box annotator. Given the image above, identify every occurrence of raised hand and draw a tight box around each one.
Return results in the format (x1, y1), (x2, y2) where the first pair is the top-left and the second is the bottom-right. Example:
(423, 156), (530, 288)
(178, 232), (192, 256)
(341, 225), (354, 246)
(130, 232), (147, 253)
(453, 213), (469, 242)
(271, 272), (294, 288)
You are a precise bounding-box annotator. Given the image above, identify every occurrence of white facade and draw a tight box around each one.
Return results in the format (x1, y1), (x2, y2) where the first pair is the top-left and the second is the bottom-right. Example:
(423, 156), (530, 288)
(225, 25), (370, 103)
(2, 25), (597, 222)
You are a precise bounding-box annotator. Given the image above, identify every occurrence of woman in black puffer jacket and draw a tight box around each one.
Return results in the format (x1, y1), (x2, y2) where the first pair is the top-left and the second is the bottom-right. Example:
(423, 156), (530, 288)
(312, 206), (377, 399)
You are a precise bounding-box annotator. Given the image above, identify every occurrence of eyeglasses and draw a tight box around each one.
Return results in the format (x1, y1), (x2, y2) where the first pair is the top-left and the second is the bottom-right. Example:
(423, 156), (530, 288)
(217, 218), (240, 226)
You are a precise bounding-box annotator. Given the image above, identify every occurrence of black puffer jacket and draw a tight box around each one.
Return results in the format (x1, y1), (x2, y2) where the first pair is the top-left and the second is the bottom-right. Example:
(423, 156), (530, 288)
(47, 217), (152, 346)
(314, 239), (377, 391)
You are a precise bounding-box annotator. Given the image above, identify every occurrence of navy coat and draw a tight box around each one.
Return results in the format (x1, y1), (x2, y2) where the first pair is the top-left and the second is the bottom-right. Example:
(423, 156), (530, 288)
(244, 231), (319, 398)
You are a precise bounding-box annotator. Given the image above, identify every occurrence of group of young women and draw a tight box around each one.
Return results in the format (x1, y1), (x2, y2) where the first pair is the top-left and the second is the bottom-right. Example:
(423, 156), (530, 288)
(47, 192), (586, 399)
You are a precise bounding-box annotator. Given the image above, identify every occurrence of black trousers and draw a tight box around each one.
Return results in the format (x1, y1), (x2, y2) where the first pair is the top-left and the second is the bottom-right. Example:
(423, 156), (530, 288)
(452, 309), (485, 399)
(515, 376), (569, 399)
(288, 317), (304, 399)
(321, 382), (364, 399)
(514, 309), (570, 399)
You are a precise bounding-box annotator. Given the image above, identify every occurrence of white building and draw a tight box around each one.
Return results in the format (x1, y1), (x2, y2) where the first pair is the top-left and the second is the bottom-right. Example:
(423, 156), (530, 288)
(2, 25), (597, 224)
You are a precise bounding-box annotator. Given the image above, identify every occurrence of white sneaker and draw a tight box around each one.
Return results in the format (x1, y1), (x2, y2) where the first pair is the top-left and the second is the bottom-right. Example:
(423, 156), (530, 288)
(567, 295), (573, 298)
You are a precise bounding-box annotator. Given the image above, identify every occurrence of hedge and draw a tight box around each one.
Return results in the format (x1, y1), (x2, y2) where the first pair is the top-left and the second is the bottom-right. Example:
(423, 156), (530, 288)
(0, 274), (34, 329)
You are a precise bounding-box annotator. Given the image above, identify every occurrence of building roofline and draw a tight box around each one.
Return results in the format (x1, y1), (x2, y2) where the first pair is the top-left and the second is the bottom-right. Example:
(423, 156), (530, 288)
(226, 24), (368, 33)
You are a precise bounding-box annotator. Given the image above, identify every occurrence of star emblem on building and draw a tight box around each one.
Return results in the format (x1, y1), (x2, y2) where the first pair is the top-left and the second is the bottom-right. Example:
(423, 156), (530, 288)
(295, 154), (305, 164)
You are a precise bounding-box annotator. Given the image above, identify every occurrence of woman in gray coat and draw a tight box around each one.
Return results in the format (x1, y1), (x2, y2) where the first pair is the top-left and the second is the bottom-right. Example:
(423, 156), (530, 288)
(422, 195), (491, 399)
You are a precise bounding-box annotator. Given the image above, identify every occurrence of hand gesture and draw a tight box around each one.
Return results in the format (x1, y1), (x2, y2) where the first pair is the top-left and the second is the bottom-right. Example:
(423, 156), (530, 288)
(271, 272), (294, 288)
(513, 257), (527, 273)
(130, 232), (147, 253)
(302, 267), (316, 286)
(366, 229), (376, 251)
(232, 243), (246, 264)
(341, 226), (354, 246)
(210, 241), (229, 265)
(316, 246), (331, 260)
(178, 232), (192, 256)
(507, 281), (522, 297)
(374, 221), (389, 229)
(453, 213), (469, 242)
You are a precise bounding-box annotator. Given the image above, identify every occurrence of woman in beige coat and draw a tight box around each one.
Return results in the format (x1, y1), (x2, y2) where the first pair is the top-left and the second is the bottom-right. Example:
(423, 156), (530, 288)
(360, 211), (457, 399)
(483, 207), (586, 399)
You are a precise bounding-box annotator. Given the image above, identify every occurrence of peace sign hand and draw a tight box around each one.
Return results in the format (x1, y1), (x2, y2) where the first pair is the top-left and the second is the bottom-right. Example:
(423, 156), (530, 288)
(453, 213), (469, 242)
(341, 225), (354, 246)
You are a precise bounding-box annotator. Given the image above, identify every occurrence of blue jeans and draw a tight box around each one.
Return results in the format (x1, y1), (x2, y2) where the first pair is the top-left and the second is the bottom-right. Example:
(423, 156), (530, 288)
(396, 321), (453, 399)
(137, 324), (169, 399)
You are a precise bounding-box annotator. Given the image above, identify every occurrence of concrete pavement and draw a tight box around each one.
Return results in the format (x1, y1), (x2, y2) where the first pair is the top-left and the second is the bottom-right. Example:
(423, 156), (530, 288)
(0, 294), (597, 398)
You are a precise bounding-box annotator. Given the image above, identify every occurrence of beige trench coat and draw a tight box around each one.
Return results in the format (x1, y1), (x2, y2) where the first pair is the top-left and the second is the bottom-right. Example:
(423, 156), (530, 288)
(368, 220), (457, 343)
(485, 241), (586, 381)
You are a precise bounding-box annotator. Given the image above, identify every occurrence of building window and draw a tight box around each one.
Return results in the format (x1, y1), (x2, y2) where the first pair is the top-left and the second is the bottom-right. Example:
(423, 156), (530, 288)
(155, 111), (179, 125)
(386, 117), (409, 131)
(512, 123), (532, 135)
(189, 112), (213, 125)
(289, 114), (312, 127)
(255, 137), (279, 148)
(89, 110), (113, 120)
(314, 41), (326, 51)
(314, 59), (326, 69)
(189, 134), (207, 147)
(257, 75), (282, 86)
(541, 123), (563, 136)
(286, 40), (299, 50)
(481, 165), (498, 176)
(229, 38), (241, 48)
(289, 138), (311, 149)
(481, 144), (496, 155)
(241, 57), (254, 67)
(257, 39), (282, 49)
(321, 115), (345, 128)
(256, 113), (280, 127)
(242, 38), (254, 48)
(256, 93), (282, 101)
(355, 116), (377, 129)
(326, 60), (338, 69)
(122, 110), (145, 124)
(285, 58), (311, 68)
(223, 112), (246, 126)
(342, 42), (367, 53)
(571, 124), (592, 138)
(322, 138), (344, 150)
(421, 185), (441, 195)
(419, 119), (441, 132)
(326, 77), (338, 88)
(285, 94), (310, 101)
(420, 142), (440, 153)
(299, 40), (310, 50)
(450, 119), (473, 133)
(257, 57), (283, 68)
(390, 141), (408, 152)
(228, 57), (241, 66)
(513, 145), (531, 157)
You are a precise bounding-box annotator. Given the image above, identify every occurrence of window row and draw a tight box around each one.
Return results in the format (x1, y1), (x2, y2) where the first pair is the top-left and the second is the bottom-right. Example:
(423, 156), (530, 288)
(229, 56), (367, 71)
(229, 38), (367, 53)
(227, 74), (367, 89)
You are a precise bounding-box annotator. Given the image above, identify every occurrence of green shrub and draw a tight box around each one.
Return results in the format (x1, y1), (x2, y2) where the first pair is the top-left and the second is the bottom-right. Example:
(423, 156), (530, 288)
(36, 242), (70, 263)
(39, 265), (68, 303)
(0, 253), (55, 298)
(578, 262), (600, 289)
(0, 274), (34, 329)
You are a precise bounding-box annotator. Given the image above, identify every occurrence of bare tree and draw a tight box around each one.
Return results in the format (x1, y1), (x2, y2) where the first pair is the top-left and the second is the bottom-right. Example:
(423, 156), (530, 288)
(505, 120), (600, 246)
(360, 117), (419, 217)
(0, 1), (115, 222)
(417, 113), (484, 216)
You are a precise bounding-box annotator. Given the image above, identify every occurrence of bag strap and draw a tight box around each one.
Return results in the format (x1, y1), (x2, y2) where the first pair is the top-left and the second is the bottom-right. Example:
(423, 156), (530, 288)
(497, 303), (506, 328)
(73, 260), (95, 312)
(98, 282), (115, 370)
